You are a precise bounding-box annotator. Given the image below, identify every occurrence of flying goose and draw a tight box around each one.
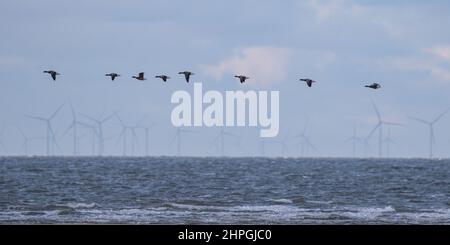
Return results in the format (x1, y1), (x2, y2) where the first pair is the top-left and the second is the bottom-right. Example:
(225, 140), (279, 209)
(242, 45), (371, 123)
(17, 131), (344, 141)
(105, 73), (120, 81)
(234, 75), (249, 83)
(155, 75), (170, 82)
(132, 72), (146, 81)
(178, 71), (194, 83)
(300, 78), (316, 87)
(43, 70), (60, 81)
(365, 83), (381, 89)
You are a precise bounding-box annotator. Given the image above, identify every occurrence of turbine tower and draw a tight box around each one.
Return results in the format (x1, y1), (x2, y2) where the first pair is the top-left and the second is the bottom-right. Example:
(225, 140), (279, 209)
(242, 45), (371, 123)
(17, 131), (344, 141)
(213, 128), (239, 156)
(82, 112), (114, 156)
(77, 121), (98, 156)
(382, 125), (396, 158)
(115, 113), (131, 156)
(346, 124), (359, 158)
(61, 103), (83, 156)
(136, 123), (154, 157)
(18, 128), (45, 156)
(409, 108), (449, 159)
(170, 128), (194, 156)
(367, 101), (402, 158)
(26, 104), (64, 156)
(0, 126), (6, 155)
(291, 120), (316, 157)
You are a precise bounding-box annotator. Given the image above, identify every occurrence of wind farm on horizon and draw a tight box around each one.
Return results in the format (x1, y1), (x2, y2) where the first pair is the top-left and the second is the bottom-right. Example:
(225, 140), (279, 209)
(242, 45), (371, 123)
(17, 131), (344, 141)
(0, 67), (448, 159)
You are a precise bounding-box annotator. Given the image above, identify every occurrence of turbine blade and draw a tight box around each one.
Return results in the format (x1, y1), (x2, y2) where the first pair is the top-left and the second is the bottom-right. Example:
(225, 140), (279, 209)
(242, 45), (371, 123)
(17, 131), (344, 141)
(371, 100), (381, 121)
(69, 102), (76, 119)
(169, 132), (178, 147)
(114, 112), (125, 126)
(80, 113), (99, 123)
(408, 116), (429, 125)
(432, 107), (450, 124)
(304, 137), (316, 151)
(302, 118), (309, 134)
(367, 123), (381, 139)
(26, 115), (47, 121)
(60, 123), (74, 139)
(102, 113), (115, 123)
(49, 103), (65, 120)
(382, 121), (403, 127)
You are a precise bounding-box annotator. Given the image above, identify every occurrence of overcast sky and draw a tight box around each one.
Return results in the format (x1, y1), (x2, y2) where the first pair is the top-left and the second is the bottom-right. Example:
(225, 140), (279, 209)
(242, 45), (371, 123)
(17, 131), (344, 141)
(1, 0), (450, 157)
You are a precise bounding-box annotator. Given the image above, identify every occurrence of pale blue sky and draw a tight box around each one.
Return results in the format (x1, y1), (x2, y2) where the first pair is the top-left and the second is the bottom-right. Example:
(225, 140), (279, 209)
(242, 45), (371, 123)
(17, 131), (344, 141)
(1, 0), (450, 157)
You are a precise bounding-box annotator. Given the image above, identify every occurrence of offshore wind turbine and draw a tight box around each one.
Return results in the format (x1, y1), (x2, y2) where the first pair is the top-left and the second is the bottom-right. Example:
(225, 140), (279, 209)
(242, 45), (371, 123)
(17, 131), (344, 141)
(136, 121), (155, 157)
(258, 138), (267, 157)
(26, 104), (64, 156)
(115, 113), (131, 156)
(367, 101), (402, 158)
(212, 128), (239, 156)
(0, 126), (6, 155)
(346, 124), (359, 158)
(274, 135), (290, 157)
(170, 128), (195, 156)
(291, 120), (316, 157)
(382, 125), (396, 158)
(82, 112), (114, 156)
(17, 128), (45, 156)
(409, 108), (449, 159)
(78, 121), (98, 156)
(61, 103), (83, 156)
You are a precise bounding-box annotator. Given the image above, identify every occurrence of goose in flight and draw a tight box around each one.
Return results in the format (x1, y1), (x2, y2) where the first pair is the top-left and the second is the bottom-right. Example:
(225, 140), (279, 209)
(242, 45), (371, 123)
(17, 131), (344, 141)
(155, 75), (170, 82)
(43, 70), (60, 81)
(105, 73), (120, 81)
(365, 83), (381, 89)
(234, 75), (249, 83)
(132, 72), (146, 81)
(300, 78), (316, 87)
(178, 71), (194, 83)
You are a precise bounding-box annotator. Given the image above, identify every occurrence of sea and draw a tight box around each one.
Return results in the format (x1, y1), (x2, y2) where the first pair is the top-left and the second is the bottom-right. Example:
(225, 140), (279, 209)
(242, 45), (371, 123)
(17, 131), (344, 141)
(0, 157), (449, 224)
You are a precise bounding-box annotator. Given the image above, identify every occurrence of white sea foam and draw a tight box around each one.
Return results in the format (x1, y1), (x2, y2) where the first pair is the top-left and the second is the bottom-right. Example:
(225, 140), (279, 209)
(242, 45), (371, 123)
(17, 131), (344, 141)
(269, 198), (294, 204)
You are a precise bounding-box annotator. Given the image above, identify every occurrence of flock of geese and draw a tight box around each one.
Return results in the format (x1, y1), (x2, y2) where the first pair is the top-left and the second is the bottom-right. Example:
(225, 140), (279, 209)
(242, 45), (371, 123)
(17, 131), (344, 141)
(43, 70), (382, 89)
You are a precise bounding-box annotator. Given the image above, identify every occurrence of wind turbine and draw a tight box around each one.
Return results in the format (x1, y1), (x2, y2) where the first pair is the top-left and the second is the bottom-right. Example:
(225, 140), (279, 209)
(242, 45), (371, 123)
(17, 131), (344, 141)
(367, 101), (402, 158)
(136, 122), (155, 157)
(409, 108), (449, 159)
(258, 138), (267, 157)
(77, 121), (98, 156)
(17, 128), (45, 156)
(212, 128), (239, 156)
(170, 128), (195, 156)
(0, 126), (6, 155)
(274, 135), (291, 157)
(345, 124), (365, 158)
(115, 113), (131, 156)
(26, 104), (64, 156)
(382, 125), (396, 158)
(61, 103), (83, 156)
(82, 112), (114, 156)
(291, 120), (316, 157)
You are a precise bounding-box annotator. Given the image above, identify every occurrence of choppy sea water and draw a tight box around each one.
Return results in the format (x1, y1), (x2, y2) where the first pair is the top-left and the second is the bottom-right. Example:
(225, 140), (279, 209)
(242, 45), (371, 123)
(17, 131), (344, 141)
(0, 157), (449, 224)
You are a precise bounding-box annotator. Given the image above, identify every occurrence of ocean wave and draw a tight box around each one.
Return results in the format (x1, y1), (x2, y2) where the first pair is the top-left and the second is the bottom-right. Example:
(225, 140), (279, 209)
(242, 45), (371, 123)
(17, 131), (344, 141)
(0, 206), (449, 224)
(268, 198), (294, 204)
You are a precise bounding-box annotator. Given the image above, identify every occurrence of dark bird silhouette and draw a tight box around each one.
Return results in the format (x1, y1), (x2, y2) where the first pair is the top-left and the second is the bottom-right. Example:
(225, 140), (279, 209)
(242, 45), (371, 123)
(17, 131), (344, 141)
(105, 73), (120, 81)
(132, 72), (146, 81)
(365, 83), (381, 89)
(300, 78), (316, 87)
(43, 70), (60, 81)
(155, 75), (170, 82)
(178, 71), (194, 83)
(234, 75), (249, 83)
